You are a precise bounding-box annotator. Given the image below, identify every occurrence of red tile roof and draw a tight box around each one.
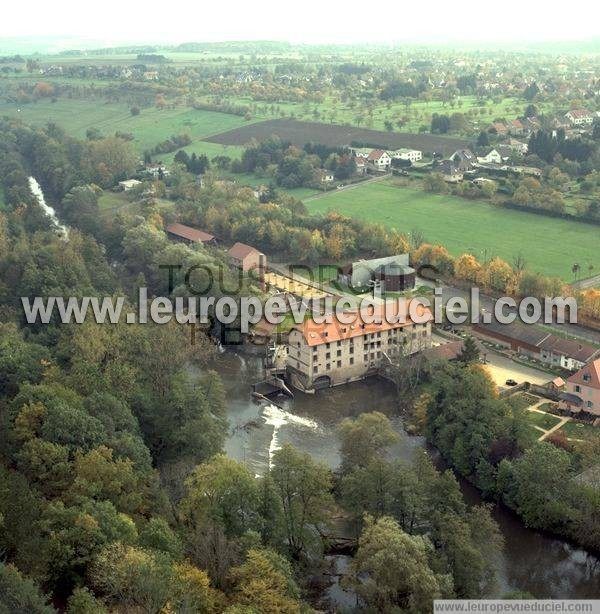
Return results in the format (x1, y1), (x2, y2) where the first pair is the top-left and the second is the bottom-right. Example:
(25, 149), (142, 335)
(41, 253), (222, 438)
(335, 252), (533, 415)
(228, 242), (262, 260)
(166, 223), (214, 243)
(367, 149), (387, 161)
(296, 300), (432, 347)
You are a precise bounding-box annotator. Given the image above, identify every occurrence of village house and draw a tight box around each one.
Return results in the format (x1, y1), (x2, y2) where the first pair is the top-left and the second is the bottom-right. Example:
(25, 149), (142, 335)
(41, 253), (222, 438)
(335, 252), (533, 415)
(286, 301), (432, 392)
(508, 119), (525, 136)
(565, 109), (594, 126)
(367, 149), (392, 171)
(477, 149), (503, 165)
(354, 157), (368, 175)
(436, 160), (463, 183)
(315, 169), (335, 183)
(559, 358), (600, 416)
(490, 121), (508, 136)
(165, 223), (216, 246)
(506, 138), (528, 154)
(451, 149), (476, 172)
(118, 179), (142, 191)
(228, 241), (267, 275)
(388, 148), (423, 163)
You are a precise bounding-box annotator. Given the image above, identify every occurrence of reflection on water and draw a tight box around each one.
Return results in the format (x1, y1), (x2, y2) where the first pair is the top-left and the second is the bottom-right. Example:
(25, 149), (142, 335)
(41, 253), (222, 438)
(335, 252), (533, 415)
(213, 349), (600, 600)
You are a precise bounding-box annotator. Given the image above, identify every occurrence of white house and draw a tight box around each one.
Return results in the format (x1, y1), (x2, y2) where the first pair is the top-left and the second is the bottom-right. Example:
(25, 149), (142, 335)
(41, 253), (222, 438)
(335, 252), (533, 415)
(388, 148), (423, 162)
(477, 149), (503, 165)
(565, 109), (594, 126)
(367, 149), (392, 170)
(315, 169), (335, 183)
(118, 179), (142, 191)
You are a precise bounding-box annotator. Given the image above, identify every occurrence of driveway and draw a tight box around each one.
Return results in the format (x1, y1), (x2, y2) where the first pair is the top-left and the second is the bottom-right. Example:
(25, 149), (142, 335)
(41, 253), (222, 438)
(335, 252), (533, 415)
(481, 350), (551, 390)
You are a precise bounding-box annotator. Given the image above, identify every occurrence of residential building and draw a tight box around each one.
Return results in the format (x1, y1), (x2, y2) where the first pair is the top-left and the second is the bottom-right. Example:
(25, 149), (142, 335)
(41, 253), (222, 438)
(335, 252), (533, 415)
(367, 149), (392, 170)
(165, 223), (216, 246)
(477, 149), (502, 165)
(388, 148), (423, 163)
(118, 179), (142, 191)
(509, 119), (525, 135)
(436, 160), (463, 182)
(559, 358), (600, 415)
(565, 109), (594, 126)
(490, 121), (508, 136)
(315, 169), (335, 183)
(228, 242), (266, 275)
(507, 138), (528, 154)
(354, 157), (368, 175)
(286, 302), (432, 392)
(451, 149), (476, 172)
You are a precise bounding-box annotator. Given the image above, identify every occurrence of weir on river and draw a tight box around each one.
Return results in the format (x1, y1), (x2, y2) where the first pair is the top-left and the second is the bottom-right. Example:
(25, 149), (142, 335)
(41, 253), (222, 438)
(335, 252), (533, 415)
(211, 350), (600, 604)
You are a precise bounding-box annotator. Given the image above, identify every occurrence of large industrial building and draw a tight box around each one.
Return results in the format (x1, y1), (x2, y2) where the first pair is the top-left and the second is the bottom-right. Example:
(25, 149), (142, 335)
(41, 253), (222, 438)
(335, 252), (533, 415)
(286, 301), (432, 392)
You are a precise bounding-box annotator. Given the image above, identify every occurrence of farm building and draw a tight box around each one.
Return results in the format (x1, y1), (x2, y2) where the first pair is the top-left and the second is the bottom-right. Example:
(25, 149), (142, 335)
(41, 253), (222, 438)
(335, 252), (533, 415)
(340, 254), (416, 292)
(228, 242), (267, 275)
(473, 320), (598, 370)
(166, 223), (216, 246)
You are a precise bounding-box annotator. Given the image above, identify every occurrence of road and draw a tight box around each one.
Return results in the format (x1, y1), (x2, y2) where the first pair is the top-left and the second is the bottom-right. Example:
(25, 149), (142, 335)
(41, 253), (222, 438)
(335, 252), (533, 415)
(302, 173), (391, 202)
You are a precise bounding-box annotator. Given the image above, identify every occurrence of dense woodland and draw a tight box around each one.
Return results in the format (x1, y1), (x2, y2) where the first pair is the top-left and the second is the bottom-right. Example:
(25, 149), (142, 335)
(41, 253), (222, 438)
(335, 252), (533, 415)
(1, 43), (600, 610)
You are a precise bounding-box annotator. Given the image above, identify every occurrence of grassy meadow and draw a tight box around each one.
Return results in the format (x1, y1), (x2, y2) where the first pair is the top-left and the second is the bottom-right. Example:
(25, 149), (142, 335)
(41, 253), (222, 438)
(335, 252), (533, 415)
(0, 99), (260, 152)
(305, 181), (600, 280)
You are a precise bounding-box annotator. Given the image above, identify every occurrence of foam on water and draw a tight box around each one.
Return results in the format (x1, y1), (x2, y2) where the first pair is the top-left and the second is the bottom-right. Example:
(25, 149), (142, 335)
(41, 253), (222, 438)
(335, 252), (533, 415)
(29, 177), (69, 239)
(261, 404), (319, 467)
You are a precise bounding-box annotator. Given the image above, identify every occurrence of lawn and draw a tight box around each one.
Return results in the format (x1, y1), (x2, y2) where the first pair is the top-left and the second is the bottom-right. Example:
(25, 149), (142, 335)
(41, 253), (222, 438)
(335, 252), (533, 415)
(525, 410), (562, 431)
(559, 421), (598, 440)
(305, 181), (600, 280)
(0, 99), (262, 152)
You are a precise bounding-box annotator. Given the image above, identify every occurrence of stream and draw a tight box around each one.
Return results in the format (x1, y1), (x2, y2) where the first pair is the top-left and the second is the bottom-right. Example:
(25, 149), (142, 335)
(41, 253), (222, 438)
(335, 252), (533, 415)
(214, 349), (600, 606)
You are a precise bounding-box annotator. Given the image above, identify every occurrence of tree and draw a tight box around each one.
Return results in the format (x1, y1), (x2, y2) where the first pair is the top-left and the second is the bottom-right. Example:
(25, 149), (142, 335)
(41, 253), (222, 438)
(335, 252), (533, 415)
(457, 336), (480, 364)
(455, 254), (482, 283)
(229, 549), (301, 614)
(344, 516), (452, 612)
(270, 444), (333, 558)
(0, 562), (56, 614)
(130, 106), (140, 116)
(338, 411), (399, 472)
(476, 131), (489, 147)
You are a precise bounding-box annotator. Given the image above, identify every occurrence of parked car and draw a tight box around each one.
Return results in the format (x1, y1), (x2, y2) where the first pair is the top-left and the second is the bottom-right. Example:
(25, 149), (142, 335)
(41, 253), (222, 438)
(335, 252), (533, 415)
(505, 379), (518, 386)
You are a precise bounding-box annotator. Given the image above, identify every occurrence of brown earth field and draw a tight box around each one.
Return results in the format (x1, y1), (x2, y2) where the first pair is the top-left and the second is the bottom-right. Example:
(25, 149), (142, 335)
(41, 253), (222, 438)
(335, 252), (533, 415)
(206, 119), (470, 155)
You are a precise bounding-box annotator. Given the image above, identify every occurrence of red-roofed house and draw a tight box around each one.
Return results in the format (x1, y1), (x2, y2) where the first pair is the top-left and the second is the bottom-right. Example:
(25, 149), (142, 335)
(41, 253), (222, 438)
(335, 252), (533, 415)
(559, 359), (600, 415)
(166, 223), (216, 246)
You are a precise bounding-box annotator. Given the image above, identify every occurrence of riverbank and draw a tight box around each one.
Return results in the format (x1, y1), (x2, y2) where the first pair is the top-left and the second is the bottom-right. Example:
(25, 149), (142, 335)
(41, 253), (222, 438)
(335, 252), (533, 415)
(210, 349), (600, 605)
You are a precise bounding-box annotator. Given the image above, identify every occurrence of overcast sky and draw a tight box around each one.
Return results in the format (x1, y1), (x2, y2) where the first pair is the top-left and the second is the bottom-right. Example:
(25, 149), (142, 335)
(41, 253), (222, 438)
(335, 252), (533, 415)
(1, 0), (598, 47)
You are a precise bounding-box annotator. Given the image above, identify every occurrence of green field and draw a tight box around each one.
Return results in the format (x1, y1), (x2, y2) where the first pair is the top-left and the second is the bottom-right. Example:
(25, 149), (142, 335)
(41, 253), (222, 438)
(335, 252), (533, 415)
(0, 99), (261, 152)
(0, 186), (5, 211)
(305, 181), (600, 280)
(161, 141), (246, 164)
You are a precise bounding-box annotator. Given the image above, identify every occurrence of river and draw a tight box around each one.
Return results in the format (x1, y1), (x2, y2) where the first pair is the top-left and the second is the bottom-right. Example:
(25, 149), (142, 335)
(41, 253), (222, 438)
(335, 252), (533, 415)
(213, 349), (600, 604)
